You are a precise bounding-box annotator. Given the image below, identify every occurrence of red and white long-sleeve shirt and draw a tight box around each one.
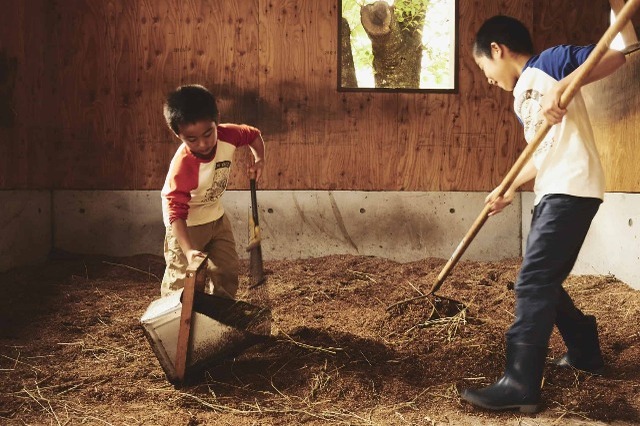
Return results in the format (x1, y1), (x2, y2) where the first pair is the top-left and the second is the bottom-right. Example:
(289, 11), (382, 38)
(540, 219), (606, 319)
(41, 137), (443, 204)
(161, 123), (260, 227)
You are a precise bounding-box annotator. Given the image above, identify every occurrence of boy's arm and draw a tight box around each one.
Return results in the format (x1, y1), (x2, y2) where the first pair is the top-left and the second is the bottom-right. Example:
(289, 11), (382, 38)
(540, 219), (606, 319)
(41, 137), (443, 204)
(171, 218), (204, 264)
(542, 49), (626, 124)
(485, 158), (537, 216)
(248, 134), (266, 181)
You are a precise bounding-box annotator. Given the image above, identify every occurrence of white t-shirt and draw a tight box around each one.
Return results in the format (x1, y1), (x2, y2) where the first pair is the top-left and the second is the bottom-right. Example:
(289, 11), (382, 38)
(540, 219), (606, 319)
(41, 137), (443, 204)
(513, 45), (605, 205)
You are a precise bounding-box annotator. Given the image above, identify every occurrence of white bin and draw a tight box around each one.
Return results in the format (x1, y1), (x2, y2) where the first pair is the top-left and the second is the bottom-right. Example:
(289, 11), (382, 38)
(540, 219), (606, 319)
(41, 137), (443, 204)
(140, 290), (269, 383)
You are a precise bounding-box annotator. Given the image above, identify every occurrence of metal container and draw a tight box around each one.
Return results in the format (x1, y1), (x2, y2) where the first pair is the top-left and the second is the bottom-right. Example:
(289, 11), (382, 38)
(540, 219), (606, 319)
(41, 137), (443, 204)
(140, 290), (268, 384)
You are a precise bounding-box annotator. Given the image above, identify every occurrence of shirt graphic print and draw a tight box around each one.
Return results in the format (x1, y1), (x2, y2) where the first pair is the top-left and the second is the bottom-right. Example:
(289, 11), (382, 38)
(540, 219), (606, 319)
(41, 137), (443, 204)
(204, 161), (232, 203)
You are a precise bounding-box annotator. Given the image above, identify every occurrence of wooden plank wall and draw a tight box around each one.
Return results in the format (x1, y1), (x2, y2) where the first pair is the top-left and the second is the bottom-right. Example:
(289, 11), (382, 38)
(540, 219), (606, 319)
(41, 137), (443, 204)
(584, 50), (640, 191)
(0, 1), (53, 189)
(1, 0), (618, 191)
(535, 0), (636, 192)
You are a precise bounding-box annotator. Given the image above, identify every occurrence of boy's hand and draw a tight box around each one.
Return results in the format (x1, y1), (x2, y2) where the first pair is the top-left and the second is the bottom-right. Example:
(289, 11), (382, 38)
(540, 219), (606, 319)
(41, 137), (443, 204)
(541, 84), (567, 125)
(249, 158), (265, 181)
(485, 186), (515, 216)
(185, 249), (206, 266)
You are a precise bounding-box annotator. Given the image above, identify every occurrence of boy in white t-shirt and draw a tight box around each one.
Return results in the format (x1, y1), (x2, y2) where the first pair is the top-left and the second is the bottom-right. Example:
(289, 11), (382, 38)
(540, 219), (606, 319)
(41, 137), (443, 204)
(462, 16), (625, 413)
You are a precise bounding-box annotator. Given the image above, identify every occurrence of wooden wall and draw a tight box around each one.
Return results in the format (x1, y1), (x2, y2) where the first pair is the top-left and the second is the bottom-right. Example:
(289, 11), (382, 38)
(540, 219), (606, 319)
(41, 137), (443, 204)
(1, 0), (616, 191)
(584, 49), (640, 191)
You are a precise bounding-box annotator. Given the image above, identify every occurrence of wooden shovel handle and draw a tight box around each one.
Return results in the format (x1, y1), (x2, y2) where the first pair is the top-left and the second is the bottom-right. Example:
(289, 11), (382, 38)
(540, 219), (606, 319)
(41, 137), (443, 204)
(429, 0), (640, 295)
(249, 170), (260, 226)
(174, 254), (207, 382)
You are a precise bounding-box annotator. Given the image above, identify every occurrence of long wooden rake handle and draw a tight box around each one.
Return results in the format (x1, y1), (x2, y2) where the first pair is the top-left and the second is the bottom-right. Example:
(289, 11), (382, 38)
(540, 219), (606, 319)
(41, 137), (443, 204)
(429, 0), (640, 295)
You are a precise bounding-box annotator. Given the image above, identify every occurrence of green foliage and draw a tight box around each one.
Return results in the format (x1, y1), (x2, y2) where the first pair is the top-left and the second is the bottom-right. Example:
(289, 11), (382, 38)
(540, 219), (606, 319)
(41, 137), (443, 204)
(393, 0), (430, 31)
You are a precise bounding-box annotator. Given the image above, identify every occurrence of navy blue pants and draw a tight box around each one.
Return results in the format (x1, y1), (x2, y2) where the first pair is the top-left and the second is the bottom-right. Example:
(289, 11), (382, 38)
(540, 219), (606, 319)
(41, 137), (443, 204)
(506, 194), (601, 347)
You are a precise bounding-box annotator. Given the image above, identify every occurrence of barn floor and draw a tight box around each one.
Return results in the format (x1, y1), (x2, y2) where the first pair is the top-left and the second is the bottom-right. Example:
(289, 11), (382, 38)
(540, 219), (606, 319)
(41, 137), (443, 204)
(1, 253), (639, 425)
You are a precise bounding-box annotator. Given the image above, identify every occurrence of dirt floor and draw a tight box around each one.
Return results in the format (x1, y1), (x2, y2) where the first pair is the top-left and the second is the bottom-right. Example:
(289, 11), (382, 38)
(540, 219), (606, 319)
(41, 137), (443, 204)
(1, 253), (639, 425)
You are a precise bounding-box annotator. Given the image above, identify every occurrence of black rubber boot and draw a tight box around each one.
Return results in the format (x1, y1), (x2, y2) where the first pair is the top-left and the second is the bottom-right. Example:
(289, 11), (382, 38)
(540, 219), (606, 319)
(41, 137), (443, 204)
(554, 314), (604, 374)
(461, 342), (546, 414)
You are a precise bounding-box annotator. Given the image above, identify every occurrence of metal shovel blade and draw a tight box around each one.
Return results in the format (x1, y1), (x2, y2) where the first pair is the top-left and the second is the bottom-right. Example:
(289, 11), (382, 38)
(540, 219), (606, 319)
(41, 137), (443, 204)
(192, 291), (272, 336)
(140, 290), (272, 384)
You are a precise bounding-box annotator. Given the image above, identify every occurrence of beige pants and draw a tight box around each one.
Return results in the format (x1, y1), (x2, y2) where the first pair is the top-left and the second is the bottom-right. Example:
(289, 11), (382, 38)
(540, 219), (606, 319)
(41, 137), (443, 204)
(161, 214), (239, 298)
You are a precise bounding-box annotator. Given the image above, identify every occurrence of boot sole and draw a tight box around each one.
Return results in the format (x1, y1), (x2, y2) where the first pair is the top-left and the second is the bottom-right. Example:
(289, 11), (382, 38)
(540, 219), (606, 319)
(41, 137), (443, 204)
(461, 392), (540, 414)
(552, 358), (604, 375)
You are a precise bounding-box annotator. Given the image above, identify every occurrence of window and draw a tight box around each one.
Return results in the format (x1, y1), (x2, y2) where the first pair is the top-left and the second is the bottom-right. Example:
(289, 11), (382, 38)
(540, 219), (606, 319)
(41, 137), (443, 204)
(339, 0), (458, 92)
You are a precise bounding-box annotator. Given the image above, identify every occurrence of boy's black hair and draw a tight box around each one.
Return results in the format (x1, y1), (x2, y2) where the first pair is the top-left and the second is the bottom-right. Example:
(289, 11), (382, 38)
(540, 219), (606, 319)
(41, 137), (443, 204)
(473, 15), (534, 58)
(163, 84), (219, 134)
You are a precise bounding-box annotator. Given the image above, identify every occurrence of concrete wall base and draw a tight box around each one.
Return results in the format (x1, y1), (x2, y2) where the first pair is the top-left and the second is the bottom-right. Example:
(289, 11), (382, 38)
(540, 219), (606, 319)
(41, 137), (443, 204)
(52, 190), (521, 263)
(53, 191), (164, 257)
(521, 192), (640, 289)
(1, 190), (638, 290)
(0, 191), (51, 271)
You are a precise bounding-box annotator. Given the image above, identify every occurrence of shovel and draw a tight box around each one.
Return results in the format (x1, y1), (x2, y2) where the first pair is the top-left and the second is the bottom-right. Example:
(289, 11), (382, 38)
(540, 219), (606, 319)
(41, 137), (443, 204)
(429, 0), (640, 295)
(247, 170), (266, 287)
(140, 254), (272, 385)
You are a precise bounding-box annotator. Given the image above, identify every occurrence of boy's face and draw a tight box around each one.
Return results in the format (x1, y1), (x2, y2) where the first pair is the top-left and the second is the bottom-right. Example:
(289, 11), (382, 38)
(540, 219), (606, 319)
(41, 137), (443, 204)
(474, 42), (518, 92)
(177, 120), (218, 158)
